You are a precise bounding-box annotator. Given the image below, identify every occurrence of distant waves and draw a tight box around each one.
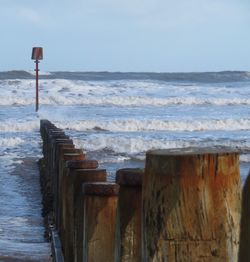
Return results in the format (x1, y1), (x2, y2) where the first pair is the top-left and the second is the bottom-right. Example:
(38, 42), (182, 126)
(0, 70), (250, 82)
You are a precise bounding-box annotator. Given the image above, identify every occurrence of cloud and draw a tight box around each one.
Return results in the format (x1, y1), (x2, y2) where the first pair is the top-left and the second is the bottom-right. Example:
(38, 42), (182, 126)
(0, 5), (43, 26)
(73, 0), (249, 34)
(16, 7), (41, 24)
(115, 0), (250, 33)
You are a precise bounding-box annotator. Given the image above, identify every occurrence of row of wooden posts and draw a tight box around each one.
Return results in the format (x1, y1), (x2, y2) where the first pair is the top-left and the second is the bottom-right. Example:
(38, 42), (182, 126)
(40, 119), (248, 261)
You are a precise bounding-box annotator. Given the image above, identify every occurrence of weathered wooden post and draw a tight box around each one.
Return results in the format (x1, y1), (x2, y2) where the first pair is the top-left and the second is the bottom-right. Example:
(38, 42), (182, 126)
(115, 168), (143, 262)
(47, 132), (69, 215)
(53, 140), (74, 222)
(40, 119), (54, 142)
(39, 120), (57, 219)
(82, 182), (119, 262)
(63, 160), (101, 247)
(48, 130), (68, 179)
(239, 171), (250, 261)
(142, 148), (241, 262)
(73, 169), (108, 262)
(41, 129), (68, 219)
(42, 127), (61, 170)
(62, 163), (107, 262)
(57, 149), (85, 236)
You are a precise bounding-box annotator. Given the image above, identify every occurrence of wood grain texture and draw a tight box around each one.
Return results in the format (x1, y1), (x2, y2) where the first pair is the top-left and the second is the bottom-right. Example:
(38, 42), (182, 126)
(142, 149), (241, 262)
(115, 168), (143, 262)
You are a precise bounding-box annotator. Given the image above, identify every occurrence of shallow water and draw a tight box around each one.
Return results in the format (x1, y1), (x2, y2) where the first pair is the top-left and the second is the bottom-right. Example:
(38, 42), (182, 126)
(0, 157), (51, 261)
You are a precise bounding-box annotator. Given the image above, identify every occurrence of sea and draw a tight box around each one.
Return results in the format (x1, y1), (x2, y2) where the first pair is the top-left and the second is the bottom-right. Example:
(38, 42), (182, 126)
(0, 70), (250, 260)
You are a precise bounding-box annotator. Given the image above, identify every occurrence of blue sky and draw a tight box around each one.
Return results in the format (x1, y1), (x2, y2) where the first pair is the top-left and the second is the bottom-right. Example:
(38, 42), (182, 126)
(1, 0), (250, 72)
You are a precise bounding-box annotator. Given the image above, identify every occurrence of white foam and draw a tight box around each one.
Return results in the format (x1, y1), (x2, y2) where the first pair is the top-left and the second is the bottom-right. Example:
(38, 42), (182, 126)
(55, 118), (250, 132)
(240, 154), (250, 163)
(0, 137), (25, 147)
(98, 155), (131, 164)
(73, 134), (250, 157)
(38, 96), (250, 107)
(0, 120), (39, 132)
(0, 152), (23, 172)
(73, 136), (194, 155)
(0, 78), (249, 106)
(26, 70), (52, 76)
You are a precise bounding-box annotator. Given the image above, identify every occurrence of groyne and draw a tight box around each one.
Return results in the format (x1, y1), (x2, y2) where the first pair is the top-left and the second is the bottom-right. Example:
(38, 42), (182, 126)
(39, 119), (246, 261)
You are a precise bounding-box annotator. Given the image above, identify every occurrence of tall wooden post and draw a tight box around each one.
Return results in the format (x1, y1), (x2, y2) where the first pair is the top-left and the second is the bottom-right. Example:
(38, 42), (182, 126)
(142, 149), (241, 262)
(53, 141), (74, 222)
(82, 182), (119, 262)
(115, 168), (143, 262)
(63, 164), (107, 262)
(57, 150), (85, 235)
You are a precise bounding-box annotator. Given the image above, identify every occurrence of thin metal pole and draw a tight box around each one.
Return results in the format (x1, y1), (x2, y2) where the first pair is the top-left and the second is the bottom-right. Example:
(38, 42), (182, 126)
(35, 60), (39, 111)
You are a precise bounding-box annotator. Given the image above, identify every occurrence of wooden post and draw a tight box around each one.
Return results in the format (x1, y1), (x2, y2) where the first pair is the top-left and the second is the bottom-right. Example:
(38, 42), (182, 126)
(53, 141), (74, 221)
(40, 119), (54, 142)
(63, 160), (101, 253)
(142, 148), (241, 262)
(57, 150), (85, 236)
(239, 171), (250, 261)
(63, 164), (107, 262)
(115, 168), (143, 262)
(41, 130), (68, 219)
(73, 169), (108, 262)
(43, 128), (62, 169)
(82, 182), (119, 262)
(48, 131), (68, 180)
(46, 133), (69, 220)
(39, 120), (58, 218)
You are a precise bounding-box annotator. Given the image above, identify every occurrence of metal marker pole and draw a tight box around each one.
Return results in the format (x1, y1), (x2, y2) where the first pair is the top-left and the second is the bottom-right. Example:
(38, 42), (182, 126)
(35, 60), (39, 111)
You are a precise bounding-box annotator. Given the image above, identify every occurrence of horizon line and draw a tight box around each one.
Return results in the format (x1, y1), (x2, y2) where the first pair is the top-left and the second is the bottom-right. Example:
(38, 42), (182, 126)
(0, 69), (249, 74)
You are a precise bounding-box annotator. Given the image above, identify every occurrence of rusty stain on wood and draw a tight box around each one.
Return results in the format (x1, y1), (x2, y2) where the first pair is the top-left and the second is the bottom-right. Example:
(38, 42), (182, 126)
(143, 149), (241, 262)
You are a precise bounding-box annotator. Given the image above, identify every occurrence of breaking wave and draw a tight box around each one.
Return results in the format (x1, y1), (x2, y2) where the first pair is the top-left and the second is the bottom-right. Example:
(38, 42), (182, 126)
(55, 118), (250, 132)
(0, 120), (39, 132)
(0, 137), (25, 147)
(73, 135), (250, 156)
(0, 96), (249, 107)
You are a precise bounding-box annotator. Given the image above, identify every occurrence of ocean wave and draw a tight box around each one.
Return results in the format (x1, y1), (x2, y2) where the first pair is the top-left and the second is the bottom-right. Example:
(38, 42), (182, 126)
(73, 135), (250, 156)
(1, 71), (250, 82)
(0, 153), (24, 172)
(240, 154), (250, 163)
(0, 70), (34, 80)
(1, 96), (250, 107)
(73, 136), (193, 154)
(0, 115), (250, 135)
(54, 118), (250, 132)
(0, 120), (39, 132)
(1, 117), (248, 134)
(0, 77), (249, 107)
(0, 137), (25, 147)
(97, 155), (131, 164)
(54, 96), (250, 107)
(26, 70), (52, 76)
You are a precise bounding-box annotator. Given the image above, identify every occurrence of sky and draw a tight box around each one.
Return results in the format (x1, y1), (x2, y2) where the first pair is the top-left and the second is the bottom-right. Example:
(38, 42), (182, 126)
(0, 0), (250, 72)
